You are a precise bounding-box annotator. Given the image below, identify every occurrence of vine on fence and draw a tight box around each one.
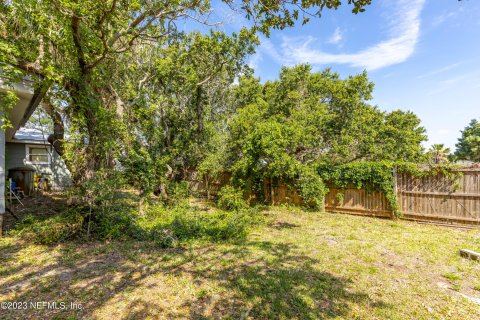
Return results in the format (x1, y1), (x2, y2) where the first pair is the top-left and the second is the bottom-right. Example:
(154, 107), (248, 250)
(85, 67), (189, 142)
(316, 161), (461, 216)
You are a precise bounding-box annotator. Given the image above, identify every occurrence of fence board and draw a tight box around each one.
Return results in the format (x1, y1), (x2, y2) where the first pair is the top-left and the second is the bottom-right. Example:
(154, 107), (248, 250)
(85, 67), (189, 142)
(397, 168), (480, 225)
(325, 188), (393, 218)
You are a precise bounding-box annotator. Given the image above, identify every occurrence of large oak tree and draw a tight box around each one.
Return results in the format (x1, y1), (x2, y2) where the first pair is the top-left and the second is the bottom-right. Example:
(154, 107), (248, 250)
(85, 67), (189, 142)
(1, 0), (371, 184)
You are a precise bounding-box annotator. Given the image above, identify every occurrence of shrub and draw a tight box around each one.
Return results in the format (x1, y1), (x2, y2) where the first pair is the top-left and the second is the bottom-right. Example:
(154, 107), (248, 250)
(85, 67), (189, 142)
(89, 204), (144, 240)
(11, 211), (84, 245)
(12, 201), (262, 247)
(11, 172), (261, 246)
(217, 185), (247, 211)
(297, 167), (327, 210)
(166, 181), (190, 206)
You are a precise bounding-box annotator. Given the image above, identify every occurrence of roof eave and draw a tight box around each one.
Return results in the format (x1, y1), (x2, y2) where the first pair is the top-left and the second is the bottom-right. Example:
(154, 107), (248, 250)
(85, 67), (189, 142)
(7, 82), (49, 141)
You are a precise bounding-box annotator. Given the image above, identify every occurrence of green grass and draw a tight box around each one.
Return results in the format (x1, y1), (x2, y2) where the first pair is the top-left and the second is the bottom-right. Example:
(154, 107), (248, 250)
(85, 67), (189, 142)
(1, 206), (480, 319)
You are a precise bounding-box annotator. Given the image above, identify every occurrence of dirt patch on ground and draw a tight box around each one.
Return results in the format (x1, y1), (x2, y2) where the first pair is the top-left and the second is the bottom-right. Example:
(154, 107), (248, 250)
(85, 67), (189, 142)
(2, 193), (68, 233)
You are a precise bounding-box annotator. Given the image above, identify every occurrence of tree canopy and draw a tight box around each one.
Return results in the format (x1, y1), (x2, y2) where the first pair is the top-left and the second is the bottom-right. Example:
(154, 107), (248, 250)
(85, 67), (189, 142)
(2, 0), (437, 208)
(224, 65), (427, 203)
(455, 119), (480, 162)
(0, 0), (372, 184)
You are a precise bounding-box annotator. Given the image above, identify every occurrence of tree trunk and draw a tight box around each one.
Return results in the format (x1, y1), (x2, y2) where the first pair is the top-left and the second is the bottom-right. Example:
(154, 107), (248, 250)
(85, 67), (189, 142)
(195, 86), (203, 136)
(43, 100), (65, 156)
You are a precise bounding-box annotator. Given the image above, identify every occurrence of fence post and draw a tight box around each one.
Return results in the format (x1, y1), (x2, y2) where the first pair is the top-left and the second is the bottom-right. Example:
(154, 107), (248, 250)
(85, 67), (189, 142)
(392, 166), (398, 219)
(321, 195), (326, 213)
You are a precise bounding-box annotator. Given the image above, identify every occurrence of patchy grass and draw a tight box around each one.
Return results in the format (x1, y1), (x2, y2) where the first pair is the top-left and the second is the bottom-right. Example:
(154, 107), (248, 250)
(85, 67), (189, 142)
(1, 206), (480, 319)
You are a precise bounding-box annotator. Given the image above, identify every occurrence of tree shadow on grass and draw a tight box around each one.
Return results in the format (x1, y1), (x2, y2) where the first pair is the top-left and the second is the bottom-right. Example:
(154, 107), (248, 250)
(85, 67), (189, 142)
(8, 191), (477, 319)
(268, 221), (300, 229)
(0, 237), (390, 319)
(184, 241), (389, 319)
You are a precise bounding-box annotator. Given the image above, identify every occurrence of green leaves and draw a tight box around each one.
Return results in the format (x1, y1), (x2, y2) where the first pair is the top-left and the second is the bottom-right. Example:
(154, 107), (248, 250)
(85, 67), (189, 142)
(455, 119), (480, 162)
(317, 160), (461, 216)
(225, 64), (428, 207)
(0, 90), (19, 130)
(1, 0), (372, 187)
(228, 0), (371, 36)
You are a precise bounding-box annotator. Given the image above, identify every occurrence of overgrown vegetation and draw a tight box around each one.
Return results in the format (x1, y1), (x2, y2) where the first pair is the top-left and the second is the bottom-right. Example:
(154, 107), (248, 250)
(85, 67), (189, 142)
(1, 0), (469, 244)
(9, 190), (261, 246)
(2, 1), (477, 318)
(224, 66), (427, 205)
(216, 185), (248, 211)
(0, 0), (371, 184)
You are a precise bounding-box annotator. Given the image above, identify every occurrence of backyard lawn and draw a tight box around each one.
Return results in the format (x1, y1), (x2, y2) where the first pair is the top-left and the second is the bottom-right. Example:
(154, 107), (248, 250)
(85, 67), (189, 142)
(1, 206), (480, 319)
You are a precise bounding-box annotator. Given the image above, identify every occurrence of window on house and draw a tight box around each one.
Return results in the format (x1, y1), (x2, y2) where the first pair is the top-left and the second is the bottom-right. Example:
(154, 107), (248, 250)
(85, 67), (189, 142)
(28, 147), (50, 164)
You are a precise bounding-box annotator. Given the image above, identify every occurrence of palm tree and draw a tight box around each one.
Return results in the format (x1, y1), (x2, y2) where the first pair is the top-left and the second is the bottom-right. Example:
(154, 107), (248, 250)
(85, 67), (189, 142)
(428, 144), (451, 164)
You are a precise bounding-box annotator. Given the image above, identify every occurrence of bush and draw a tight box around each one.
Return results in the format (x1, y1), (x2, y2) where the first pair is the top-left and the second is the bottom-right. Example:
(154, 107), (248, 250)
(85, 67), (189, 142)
(10, 171), (261, 246)
(216, 185), (247, 211)
(89, 204), (144, 240)
(11, 211), (84, 245)
(11, 170), (144, 244)
(297, 167), (327, 210)
(11, 200), (262, 247)
(166, 181), (190, 206)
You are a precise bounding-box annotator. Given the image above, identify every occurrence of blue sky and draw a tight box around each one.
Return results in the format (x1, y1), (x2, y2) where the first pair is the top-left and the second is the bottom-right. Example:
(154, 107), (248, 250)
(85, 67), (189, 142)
(189, 0), (480, 150)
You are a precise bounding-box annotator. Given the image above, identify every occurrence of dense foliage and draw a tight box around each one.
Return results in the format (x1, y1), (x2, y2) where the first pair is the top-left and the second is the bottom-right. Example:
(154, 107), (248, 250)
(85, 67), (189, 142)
(117, 29), (257, 203)
(455, 119), (480, 162)
(224, 65), (427, 206)
(3, 0), (454, 231)
(11, 183), (261, 246)
(217, 185), (248, 212)
(0, 0), (371, 184)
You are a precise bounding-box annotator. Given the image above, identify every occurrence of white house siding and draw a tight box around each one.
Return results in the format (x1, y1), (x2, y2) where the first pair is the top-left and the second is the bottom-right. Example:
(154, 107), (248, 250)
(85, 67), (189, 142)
(5, 142), (72, 190)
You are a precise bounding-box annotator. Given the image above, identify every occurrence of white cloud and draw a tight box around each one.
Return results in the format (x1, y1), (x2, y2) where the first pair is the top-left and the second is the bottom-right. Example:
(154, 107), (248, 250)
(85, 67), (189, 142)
(327, 27), (343, 45)
(417, 63), (461, 79)
(432, 7), (464, 27)
(427, 69), (480, 96)
(260, 38), (285, 64)
(260, 0), (426, 71)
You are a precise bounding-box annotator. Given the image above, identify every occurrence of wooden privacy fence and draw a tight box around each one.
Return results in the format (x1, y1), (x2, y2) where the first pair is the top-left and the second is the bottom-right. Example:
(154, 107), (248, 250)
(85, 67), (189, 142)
(397, 168), (480, 225)
(325, 188), (393, 218)
(189, 166), (480, 226)
(325, 167), (480, 226)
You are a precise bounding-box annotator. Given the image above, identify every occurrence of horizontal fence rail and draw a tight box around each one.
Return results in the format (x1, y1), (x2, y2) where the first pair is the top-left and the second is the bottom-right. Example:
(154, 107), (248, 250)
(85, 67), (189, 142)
(189, 166), (480, 226)
(325, 188), (393, 218)
(397, 169), (480, 225)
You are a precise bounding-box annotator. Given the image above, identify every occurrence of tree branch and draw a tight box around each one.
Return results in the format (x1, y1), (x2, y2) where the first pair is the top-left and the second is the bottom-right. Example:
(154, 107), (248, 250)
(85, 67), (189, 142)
(42, 98), (66, 157)
(71, 15), (87, 72)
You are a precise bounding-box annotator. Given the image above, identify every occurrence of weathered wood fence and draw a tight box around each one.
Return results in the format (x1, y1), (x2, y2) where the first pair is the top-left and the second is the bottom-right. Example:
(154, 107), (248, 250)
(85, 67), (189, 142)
(397, 168), (480, 225)
(189, 166), (480, 226)
(325, 188), (393, 218)
(325, 167), (480, 226)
